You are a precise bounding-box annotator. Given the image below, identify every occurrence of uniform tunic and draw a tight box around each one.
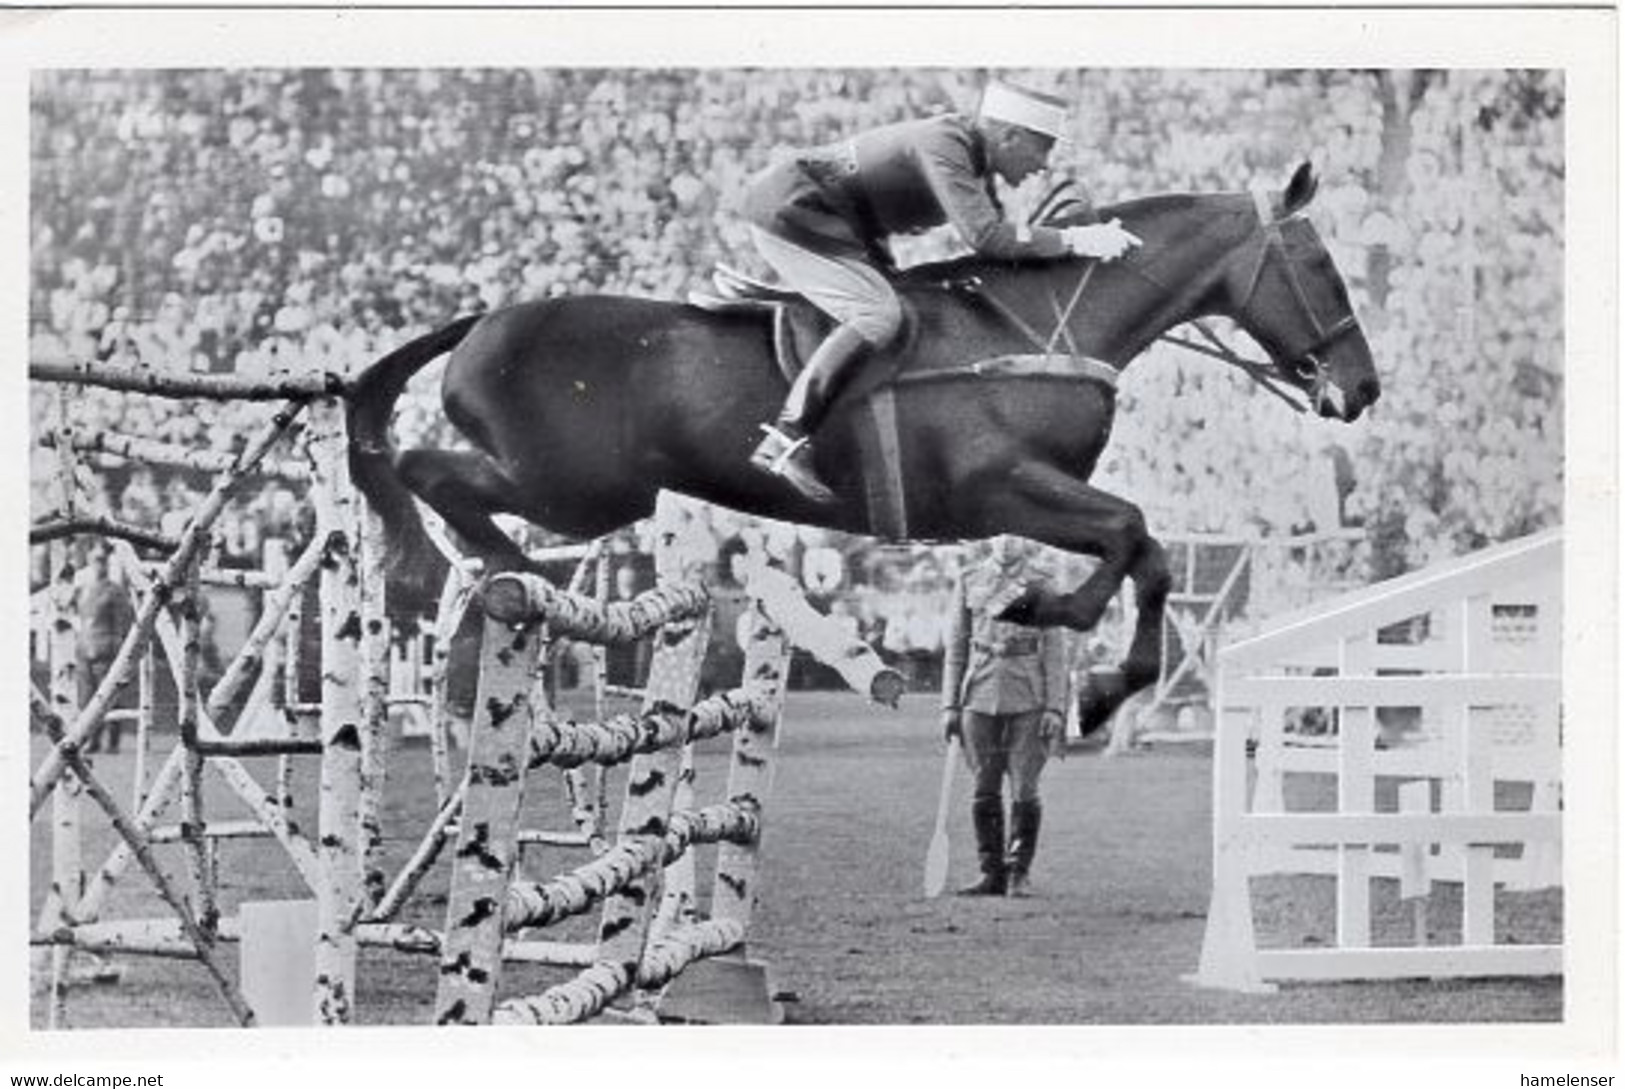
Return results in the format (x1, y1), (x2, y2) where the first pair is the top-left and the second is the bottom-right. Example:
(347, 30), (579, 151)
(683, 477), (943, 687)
(742, 114), (1070, 263)
(940, 550), (1069, 803)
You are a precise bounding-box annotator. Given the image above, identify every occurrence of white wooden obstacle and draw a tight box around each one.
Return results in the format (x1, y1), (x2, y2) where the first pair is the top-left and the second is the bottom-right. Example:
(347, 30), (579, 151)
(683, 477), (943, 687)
(28, 364), (390, 1027)
(1189, 528), (1562, 991)
(29, 367), (624, 1027)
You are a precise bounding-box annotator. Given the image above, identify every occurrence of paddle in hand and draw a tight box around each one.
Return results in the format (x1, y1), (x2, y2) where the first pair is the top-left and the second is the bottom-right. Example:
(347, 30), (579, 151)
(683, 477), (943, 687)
(923, 736), (961, 898)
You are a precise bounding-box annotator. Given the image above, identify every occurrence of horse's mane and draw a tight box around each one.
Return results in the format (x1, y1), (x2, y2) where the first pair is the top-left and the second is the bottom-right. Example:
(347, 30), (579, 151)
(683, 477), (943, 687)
(897, 189), (1216, 285)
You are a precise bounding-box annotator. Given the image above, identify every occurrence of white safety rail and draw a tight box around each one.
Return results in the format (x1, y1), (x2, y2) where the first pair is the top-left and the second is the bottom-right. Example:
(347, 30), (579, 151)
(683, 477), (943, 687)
(1189, 528), (1561, 991)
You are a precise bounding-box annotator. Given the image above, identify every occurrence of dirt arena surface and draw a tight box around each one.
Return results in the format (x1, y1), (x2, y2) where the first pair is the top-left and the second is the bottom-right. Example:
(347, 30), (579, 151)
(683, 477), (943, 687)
(29, 690), (1561, 1029)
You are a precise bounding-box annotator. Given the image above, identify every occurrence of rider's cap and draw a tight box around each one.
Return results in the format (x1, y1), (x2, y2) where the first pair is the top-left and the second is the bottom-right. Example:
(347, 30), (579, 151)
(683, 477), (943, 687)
(978, 81), (1069, 140)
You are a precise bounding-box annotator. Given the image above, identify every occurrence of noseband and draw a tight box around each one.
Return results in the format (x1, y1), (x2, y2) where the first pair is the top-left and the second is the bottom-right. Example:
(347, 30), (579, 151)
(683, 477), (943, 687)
(1239, 189), (1361, 404)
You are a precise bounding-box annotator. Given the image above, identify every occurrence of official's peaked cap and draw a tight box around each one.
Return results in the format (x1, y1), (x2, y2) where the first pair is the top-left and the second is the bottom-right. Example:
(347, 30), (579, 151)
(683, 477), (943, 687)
(977, 81), (1069, 139)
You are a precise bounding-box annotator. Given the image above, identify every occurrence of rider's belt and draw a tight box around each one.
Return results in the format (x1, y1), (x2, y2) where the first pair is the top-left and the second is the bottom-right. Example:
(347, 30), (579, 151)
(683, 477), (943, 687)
(972, 635), (1041, 657)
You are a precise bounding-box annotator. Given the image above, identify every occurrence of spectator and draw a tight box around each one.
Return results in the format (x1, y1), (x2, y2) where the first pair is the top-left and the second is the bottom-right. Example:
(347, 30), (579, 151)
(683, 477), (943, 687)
(76, 543), (136, 753)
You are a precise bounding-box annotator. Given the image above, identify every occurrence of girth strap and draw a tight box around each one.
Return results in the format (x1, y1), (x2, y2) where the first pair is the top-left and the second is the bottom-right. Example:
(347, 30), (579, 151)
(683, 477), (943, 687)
(894, 353), (1119, 391)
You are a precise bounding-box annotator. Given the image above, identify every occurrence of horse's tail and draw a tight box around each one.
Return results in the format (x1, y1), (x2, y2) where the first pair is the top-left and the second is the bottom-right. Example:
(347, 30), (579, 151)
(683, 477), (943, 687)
(346, 314), (481, 613)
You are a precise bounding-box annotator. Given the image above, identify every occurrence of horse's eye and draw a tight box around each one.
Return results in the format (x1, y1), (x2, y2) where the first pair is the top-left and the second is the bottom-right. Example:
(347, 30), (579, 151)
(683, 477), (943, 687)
(1292, 358), (1319, 382)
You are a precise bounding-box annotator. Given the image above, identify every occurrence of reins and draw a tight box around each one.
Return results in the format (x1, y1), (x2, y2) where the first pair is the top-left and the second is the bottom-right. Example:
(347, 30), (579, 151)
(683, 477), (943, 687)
(1045, 261), (1095, 355)
(940, 276), (1051, 354)
(1117, 259), (1310, 413)
(1158, 325), (1309, 412)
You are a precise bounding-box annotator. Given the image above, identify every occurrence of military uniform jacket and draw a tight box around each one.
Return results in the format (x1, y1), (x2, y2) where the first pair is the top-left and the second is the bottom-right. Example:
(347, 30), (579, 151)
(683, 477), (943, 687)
(940, 556), (1069, 718)
(742, 114), (1070, 263)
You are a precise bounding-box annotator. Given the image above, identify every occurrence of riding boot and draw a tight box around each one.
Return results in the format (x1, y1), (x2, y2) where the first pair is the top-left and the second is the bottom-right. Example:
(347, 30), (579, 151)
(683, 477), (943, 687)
(749, 324), (871, 504)
(956, 797), (1008, 896)
(1005, 800), (1042, 898)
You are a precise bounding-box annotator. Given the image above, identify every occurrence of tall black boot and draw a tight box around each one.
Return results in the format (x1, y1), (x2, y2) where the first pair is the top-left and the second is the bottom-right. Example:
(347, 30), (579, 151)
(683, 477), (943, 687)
(957, 796), (1007, 896)
(749, 324), (870, 504)
(1005, 800), (1042, 898)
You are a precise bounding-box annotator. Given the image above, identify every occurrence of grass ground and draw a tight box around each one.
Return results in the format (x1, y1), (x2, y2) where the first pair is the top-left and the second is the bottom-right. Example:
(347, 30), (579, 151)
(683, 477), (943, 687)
(29, 690), (1562, 1028)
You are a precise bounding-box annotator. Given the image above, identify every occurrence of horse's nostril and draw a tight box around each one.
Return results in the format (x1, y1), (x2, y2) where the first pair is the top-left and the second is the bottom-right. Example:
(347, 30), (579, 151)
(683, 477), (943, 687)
(1357, 378), (1381, 406)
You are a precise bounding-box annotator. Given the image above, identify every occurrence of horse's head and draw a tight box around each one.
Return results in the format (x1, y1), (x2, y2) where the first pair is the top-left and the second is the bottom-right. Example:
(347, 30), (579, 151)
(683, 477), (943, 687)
(1227, 163), (1381, 422)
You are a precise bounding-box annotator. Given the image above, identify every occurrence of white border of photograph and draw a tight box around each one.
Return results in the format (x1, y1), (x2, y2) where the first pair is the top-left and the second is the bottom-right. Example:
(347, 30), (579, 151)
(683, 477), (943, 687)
(0, 5), (1614, 1084)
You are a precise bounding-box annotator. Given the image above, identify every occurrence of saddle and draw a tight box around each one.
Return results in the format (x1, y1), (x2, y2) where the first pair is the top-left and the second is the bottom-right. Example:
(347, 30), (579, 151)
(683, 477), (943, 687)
(689, 265), (910, 397)
(688, 264), (1119, 539)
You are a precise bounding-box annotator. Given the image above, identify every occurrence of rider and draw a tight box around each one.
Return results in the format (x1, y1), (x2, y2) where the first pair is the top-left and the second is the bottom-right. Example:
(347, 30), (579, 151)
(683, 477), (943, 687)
(740, 80), (1142, 504)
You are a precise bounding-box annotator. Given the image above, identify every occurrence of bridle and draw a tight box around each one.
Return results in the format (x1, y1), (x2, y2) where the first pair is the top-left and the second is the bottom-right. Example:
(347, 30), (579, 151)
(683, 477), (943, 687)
(956, 185), (1363, 415)
(1236, 189), (1362, 412)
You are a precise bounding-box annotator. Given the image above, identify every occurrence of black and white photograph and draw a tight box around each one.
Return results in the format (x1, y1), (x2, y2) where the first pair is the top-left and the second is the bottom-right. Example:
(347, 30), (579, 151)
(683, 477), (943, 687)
(6, 4), (1616, 1083)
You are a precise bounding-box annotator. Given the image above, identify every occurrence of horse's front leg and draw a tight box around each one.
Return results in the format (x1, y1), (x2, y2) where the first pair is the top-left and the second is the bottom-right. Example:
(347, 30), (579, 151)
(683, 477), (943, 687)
(1077, 535), (1171, 733)
(973, 463), (1172, 732)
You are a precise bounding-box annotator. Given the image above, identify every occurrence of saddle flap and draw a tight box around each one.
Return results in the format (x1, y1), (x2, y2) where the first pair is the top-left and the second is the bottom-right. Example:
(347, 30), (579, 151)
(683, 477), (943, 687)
(772, 304), (829, 385)
(713, 264), (801, 303)
(773, 303), (915, 408)
(685, 287), (837, 388)
(688, 291), (780, 316)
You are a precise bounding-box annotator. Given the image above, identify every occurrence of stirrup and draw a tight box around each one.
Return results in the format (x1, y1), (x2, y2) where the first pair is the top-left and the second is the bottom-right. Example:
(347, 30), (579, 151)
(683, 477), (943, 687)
(755, 423), (810, 475)
(752, 424), (837, 504)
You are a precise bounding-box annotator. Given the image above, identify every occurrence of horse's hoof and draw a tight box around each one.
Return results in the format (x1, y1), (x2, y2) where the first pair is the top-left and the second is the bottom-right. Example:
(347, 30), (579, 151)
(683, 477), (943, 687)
(1080, 700), (1116, 736)
(480, 572), (535, 624)
(1076, 693), (1107, 736)
(870, 668), (907, 709)
(1077, 671), (1125, 735)
(993, 588), (1042, 626)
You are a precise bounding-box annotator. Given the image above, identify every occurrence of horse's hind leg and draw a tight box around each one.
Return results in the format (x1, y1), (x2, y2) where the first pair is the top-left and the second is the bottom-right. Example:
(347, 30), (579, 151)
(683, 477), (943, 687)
(396, 448), (538, 577)
(977, 463), (1172, 732)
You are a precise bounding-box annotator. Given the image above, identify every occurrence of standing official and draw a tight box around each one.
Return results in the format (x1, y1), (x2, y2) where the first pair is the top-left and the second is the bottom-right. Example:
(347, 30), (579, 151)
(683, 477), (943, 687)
(940, 536), (1069, 897)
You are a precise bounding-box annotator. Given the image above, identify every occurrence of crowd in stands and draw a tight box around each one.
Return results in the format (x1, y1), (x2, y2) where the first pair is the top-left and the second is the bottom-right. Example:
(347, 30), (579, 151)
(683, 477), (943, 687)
(30, 67), (1564, 683)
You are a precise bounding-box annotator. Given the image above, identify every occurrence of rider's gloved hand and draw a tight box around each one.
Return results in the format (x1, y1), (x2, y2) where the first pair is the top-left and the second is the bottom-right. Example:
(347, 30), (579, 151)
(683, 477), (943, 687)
(1062, 219), (1142, 260)
(942, 709), (964, 744)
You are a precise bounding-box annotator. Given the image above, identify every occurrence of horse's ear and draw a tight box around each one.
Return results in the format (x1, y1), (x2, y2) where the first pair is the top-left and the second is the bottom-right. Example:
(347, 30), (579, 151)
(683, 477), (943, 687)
(1283, 161), (1319, 215)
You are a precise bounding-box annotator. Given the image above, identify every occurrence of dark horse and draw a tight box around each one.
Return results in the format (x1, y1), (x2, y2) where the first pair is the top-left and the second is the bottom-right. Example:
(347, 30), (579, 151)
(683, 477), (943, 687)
(348, 162), (1380, 730)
